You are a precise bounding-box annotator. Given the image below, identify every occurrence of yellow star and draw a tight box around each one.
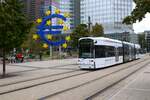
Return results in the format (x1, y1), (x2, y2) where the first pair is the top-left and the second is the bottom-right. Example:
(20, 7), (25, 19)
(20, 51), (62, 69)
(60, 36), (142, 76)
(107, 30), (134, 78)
(64, 12), (70, 18)
(33, 34), (39, 40)
(46, 20), (51, 26)
(62, 43), (67, 48)
(45, 10), (51, 16)
(63, 25), (69, 31)
(65, 36), (71, 41)
(43, 43), (49, 49)
(36, 18), (42, 23)
(58, 19), (64, 25)
(46, 34), (52, 40)
(55, 8), (61, 14)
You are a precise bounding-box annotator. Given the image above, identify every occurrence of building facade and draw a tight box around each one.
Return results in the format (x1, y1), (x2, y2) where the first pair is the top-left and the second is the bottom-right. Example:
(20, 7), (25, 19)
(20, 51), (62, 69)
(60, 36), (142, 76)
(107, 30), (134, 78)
(44, 0), (80, 30)
(145, 31), (150, 52)
(22, 0), (80, 28)
(22, 0), (44, 21)
(72, 0), (80, 28)
(105, 32), (138, 44)
(60, 0), (80, 29)
(80, 0), (133, 34)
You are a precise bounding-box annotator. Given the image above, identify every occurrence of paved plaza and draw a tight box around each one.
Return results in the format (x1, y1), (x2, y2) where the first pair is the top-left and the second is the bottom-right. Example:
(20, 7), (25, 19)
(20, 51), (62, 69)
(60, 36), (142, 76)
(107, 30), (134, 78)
(0, 57), (150, 100)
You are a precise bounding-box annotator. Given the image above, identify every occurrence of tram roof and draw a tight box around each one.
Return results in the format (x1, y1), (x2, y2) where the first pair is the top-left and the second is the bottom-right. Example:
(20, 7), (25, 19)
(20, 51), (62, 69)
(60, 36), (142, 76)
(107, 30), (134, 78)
(79, 37), (140, 48)
(79, 37), (122, 43)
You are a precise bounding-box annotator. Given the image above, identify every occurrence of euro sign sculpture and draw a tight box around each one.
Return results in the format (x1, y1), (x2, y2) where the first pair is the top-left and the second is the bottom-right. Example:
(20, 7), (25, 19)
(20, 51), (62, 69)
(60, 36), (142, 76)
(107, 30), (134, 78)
(34, 8), (71, 49)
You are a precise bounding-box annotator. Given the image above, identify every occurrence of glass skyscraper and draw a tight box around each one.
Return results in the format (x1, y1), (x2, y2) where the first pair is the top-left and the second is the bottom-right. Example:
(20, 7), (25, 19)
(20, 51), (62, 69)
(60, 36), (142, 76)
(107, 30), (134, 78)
(145, 31), (150, 52)
(44, 0), (80, 31)
(22, 0), (44, 21)
(81, 0), (133, 34)
(59, 0), (73, 30)
(60, 0), (80, 29)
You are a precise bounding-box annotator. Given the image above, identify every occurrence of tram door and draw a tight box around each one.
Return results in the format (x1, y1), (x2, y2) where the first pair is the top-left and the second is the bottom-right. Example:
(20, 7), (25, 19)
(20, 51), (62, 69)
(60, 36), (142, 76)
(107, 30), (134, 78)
(115, 48), (119, 62)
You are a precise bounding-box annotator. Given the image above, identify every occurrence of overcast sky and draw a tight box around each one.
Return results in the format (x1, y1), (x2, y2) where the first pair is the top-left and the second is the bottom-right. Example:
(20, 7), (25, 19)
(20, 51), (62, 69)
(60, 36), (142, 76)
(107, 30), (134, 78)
(133, 14), (150, 33)
(133, 3), (150, 33)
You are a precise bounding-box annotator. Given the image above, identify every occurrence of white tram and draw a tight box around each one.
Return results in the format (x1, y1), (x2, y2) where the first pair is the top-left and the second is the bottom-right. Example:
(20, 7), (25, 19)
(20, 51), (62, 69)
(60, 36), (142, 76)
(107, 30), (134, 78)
(78, 37), (141, 69)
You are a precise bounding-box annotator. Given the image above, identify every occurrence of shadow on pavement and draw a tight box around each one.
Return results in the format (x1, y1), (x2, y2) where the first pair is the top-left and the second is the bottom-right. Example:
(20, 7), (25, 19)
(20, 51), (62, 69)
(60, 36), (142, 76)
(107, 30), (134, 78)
(0, 74), (20, 79)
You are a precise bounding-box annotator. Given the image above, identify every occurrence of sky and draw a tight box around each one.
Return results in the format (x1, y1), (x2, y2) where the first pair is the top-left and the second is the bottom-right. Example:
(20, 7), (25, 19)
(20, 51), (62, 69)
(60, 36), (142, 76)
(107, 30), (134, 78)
(133, 14), (150, 33)
(133, 3), (150, 33)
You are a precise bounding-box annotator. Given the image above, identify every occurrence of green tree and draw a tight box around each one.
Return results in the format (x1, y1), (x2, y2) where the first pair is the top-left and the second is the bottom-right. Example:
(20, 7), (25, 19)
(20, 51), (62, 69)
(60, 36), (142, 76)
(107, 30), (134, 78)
(21, 26), (43, 53)
(91, 23), (104, 37)
(0, 0), (32, 76)
(71, 23), (104, 48)
(70, 24), (89, 48)
(138, 33), (147, 49)
(123, 0), (150, 24)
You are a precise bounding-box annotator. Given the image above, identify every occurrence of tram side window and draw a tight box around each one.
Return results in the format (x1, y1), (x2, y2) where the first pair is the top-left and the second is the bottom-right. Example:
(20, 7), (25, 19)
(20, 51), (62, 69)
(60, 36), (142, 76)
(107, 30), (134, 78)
(135, 48), (137, 55)
(95, 46), (105, 58)
(131, 47), (135, 56)
(137, 49), (140, 54)
(124, 44), (130, 55)
(136, 49), (139, 55)
(118, 47), (123, 56)
(105, 46), (115, 57)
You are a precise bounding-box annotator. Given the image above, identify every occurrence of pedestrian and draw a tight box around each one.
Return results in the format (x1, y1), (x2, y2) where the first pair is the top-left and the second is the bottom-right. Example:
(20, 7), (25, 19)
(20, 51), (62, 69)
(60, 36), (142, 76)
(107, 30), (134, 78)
(67, 47), (72, 56)
(39, 51), (42, 61)
(12, 55), (16, 63)
(21, 55), (24, 63)
(10, 55), (15, 63)
(16, 53), (23, 63)
(15, 54), (18, 63)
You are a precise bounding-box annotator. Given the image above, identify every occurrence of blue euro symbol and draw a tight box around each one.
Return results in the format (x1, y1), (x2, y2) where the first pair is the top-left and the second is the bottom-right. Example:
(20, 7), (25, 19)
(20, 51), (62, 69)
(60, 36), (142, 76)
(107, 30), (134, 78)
(37, 14), (67, 46)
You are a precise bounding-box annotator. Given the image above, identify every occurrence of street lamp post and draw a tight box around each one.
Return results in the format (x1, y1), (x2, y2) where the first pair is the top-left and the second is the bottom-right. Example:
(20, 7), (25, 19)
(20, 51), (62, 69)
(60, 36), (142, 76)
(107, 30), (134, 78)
(88, 16), (92, 33)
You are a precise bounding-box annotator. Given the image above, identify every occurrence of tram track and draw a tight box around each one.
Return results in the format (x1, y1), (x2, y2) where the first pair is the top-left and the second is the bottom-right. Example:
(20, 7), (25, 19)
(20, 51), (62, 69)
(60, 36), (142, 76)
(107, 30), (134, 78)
(0, 62), (80, 87)
(85, 61), (150, 100)
(0, 69), (92, 95)
(6, 63), (77, 75)
(0, 58), (148, 98)
(38, 58), (150, 100)
(10, 63), (77, 69)
(0, 69), (80, 87)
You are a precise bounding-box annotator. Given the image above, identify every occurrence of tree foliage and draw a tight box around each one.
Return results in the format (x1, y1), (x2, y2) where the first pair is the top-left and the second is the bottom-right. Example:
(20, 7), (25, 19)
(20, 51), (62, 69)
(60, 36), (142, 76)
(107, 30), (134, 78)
(71, 23), (104, 48)
(0, 0), (31, 50)
(21, 26), (43, 53)
(0, 0), (32, 75)
(91, 23), (104, 37)
(123, 0), (150, 24)
(138, 33), (147, 49)
(70, 24), (89, 48)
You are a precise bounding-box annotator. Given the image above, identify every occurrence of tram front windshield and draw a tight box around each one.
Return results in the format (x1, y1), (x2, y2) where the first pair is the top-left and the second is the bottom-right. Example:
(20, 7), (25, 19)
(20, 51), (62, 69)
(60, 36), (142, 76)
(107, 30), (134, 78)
(79, 39), (94, 58)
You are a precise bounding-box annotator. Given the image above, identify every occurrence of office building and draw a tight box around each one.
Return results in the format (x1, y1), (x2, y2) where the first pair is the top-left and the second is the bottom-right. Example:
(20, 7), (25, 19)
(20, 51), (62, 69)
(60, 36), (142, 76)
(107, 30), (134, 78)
(81, 0), (133, 34)
(22, 0), (44, 21)
(22, 0), (80, 28)
(44, 0), (80, 30)
(72, 0), (80, 28)
(59, 0), (80, 29)
(145, 31), (150, 52)
(105, 32), (138, 44)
